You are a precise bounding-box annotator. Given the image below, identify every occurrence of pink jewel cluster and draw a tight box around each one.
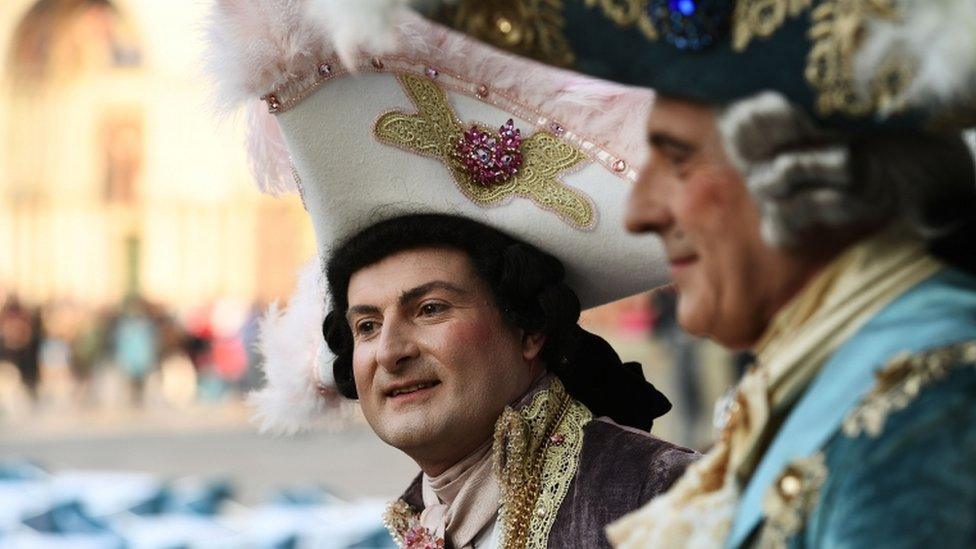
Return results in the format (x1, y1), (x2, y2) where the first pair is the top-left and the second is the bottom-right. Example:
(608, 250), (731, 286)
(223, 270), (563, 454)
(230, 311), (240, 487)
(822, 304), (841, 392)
(403, 523), (445, 549)
(455, 119), (524, 187)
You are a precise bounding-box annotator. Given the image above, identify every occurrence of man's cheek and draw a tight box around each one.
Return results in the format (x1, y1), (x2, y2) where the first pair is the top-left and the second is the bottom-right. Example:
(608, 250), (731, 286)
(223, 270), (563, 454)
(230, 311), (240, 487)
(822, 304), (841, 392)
(446, 318), (495, 347)
(351, 352), (373, 396)
(684, 170), (740, 216)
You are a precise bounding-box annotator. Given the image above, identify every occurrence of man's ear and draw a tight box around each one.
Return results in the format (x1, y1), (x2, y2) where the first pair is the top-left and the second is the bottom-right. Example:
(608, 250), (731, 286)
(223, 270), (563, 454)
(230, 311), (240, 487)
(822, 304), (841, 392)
(522, 331), (546, 362)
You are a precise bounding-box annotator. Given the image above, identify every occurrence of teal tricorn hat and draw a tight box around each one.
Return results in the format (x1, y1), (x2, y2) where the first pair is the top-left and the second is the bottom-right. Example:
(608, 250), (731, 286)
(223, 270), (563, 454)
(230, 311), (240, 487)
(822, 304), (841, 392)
(416, 0), (976, 132)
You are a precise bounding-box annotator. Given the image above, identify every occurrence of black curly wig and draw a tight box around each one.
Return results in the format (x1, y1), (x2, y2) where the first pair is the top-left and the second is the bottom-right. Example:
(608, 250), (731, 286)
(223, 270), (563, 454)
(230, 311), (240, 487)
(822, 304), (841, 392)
(323, 213), (582, 399)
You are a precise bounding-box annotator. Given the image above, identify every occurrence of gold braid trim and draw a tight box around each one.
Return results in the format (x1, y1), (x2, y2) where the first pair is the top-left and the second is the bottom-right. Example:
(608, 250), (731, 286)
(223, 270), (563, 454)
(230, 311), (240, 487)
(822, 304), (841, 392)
(805, 0), (914, 117)
(374, 73), (595, 230)
(732, 0), (812, 51)
(843, 340), (976, 438)
(583, 0), (658, 40)
(493, 378), (593, 548)
(431, 0), (576, 68)
(584, 0), (813, 51)
(757, 452), (828, 549)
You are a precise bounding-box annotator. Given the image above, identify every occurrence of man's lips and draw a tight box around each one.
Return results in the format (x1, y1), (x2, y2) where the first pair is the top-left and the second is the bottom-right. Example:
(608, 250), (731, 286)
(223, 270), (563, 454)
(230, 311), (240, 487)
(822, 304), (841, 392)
(384, 380), (441, 398)
(668, 254), (698, 267)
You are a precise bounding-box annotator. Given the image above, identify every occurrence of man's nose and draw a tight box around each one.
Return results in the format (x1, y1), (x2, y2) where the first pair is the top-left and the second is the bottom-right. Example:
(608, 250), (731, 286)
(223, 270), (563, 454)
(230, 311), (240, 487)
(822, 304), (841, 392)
(375, 318), (420, 372)
(625, 161), (673, 234)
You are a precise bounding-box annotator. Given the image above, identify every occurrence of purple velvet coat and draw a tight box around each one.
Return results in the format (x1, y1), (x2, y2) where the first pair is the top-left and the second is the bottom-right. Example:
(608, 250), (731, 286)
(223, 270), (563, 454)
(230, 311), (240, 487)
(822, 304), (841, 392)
(397, 416), (697, 548)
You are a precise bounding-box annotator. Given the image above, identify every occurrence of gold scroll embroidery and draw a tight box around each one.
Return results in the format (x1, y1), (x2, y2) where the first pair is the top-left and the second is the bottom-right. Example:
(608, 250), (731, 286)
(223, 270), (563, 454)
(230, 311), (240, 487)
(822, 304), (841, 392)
(430, 0), (576, 68)
(375, 73), (595, 229)
(732, 0), (812, 51)
(805, 0), (913, 117)
(583, 0), (659, 40)
(843, 340), (976, 438)
(757, 452), (828, 549)
(584, 0), (812, 49)
(493, 378), (593, 548)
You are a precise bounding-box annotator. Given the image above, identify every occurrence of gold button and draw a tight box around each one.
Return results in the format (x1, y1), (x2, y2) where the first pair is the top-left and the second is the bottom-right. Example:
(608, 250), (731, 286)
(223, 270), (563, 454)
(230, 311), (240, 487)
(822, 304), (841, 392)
(496, 17), (513, 34)
(535, 505), (547, 517)
(779, 474), (801, 498)
(963, 344), (976, 362)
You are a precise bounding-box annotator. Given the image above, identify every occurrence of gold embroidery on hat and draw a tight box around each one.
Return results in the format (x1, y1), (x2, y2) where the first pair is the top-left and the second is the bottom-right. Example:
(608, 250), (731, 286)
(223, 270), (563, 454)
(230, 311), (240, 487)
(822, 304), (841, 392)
(375, 73), (595, 230)
(732, 0), (812, 51)
(493, 378), (592, 548)
(758, 452), (828, 548)
(583, 0), (659, 40)
(843, 340), (976, 439)
(585, 0), (813, 50)
(805, 0), (912, 117)
(430, 0), (576, 68)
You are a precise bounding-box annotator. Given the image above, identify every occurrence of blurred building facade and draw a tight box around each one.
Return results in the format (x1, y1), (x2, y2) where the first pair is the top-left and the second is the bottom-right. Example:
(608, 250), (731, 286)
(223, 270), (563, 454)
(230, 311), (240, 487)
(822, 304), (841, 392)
(0, 0), (316, 308)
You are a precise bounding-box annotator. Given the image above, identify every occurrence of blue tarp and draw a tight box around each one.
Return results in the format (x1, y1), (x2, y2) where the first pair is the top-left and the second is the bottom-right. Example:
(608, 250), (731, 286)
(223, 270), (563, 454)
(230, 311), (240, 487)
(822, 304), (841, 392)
(0, 461), (395, 549)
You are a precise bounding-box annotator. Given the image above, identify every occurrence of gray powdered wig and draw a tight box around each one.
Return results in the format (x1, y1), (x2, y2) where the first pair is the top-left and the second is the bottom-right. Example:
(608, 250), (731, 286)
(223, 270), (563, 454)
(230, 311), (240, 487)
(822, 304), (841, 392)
(718, 91), (976, 249)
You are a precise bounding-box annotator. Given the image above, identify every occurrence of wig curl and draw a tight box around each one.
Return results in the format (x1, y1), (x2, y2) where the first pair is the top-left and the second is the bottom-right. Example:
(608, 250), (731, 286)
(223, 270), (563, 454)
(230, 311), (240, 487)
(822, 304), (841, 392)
(718, 91), (976, 266)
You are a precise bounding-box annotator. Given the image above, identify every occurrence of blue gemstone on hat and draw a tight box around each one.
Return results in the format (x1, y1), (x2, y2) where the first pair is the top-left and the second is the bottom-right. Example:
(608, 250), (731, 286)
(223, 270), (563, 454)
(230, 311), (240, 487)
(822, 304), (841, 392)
(670, 0), (697, 16)
(649, 0), (733, 51)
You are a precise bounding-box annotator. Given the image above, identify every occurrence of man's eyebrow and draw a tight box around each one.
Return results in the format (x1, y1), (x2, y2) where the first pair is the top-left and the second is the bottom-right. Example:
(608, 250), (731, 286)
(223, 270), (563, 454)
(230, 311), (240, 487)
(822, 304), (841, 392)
(648, 131), (695, 152)
(346, 304), (380, 321)
(345, 281), (468, 322)
(399, 280), (467, 306)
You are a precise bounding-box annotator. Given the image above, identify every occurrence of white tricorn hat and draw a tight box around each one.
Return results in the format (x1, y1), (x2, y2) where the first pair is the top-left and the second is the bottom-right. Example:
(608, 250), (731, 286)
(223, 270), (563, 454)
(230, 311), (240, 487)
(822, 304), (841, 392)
(205, 0), (667, 434)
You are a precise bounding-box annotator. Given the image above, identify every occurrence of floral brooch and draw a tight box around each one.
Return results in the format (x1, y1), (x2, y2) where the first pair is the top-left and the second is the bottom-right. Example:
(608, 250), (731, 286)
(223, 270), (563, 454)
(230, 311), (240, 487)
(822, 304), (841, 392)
(455, 119), (524, 187)
(402, 523), (446, 549)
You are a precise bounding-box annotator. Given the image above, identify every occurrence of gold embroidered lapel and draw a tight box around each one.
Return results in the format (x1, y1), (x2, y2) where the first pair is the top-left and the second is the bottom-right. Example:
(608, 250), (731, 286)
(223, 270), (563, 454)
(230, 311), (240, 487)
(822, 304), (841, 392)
(844, 340), (976, 438)
(492, 378), (592, 548)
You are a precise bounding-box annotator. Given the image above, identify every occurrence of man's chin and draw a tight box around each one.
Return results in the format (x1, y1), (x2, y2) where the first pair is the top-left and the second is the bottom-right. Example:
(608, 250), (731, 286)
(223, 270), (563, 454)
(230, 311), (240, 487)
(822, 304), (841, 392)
(372, 411), (441, 450)
(676, 297), (709, 336)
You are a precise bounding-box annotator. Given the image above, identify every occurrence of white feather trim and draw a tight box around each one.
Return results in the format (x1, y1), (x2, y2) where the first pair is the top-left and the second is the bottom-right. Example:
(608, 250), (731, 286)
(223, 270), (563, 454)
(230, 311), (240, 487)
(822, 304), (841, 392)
(204, 0), (324, 192)
(247, 257), (332, 435)
(856, 0), (976, 116)
(244, 99), (298, 195)
(304, 0), (407, 68)
(204, 0), (323, 112)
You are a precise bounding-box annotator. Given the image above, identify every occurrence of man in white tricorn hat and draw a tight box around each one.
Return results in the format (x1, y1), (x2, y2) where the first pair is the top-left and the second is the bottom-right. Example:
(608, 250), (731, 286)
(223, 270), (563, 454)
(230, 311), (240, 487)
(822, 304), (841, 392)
(205, 2), (697, 547)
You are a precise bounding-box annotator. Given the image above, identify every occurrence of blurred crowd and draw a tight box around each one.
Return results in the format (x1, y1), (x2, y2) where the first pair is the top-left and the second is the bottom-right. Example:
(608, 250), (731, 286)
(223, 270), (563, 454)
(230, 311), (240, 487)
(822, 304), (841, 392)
(0, 285), (744, 447)
(0, 292), (266, 417)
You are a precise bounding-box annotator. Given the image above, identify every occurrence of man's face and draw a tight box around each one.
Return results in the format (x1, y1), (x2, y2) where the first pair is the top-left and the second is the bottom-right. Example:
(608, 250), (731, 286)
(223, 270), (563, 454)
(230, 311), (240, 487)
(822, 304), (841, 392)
(346, 247), (542, 474)
(625, 97), (818, 348)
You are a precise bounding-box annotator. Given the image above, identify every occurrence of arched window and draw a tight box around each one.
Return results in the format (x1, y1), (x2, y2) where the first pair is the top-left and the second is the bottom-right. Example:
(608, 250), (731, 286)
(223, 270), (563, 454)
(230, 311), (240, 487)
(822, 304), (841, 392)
(8, 0), (141, 81)
(7, 0), (144, 203)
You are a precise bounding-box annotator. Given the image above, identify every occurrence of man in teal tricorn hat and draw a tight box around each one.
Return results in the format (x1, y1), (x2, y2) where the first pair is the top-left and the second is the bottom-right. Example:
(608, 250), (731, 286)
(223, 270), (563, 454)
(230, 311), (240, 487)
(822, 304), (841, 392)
(412, 1), (976, 547)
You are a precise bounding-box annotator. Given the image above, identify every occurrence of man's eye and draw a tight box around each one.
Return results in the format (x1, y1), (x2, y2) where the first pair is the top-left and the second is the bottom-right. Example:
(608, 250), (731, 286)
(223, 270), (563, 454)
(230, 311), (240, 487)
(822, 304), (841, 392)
(663, 147), (691, 166)
(419, 302), (448, 316)
(355, 320), (377, 335)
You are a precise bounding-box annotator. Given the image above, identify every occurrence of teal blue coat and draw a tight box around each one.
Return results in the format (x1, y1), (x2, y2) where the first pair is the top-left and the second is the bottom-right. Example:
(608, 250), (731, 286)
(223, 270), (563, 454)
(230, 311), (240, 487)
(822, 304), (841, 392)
(729, 268), (976, 548)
